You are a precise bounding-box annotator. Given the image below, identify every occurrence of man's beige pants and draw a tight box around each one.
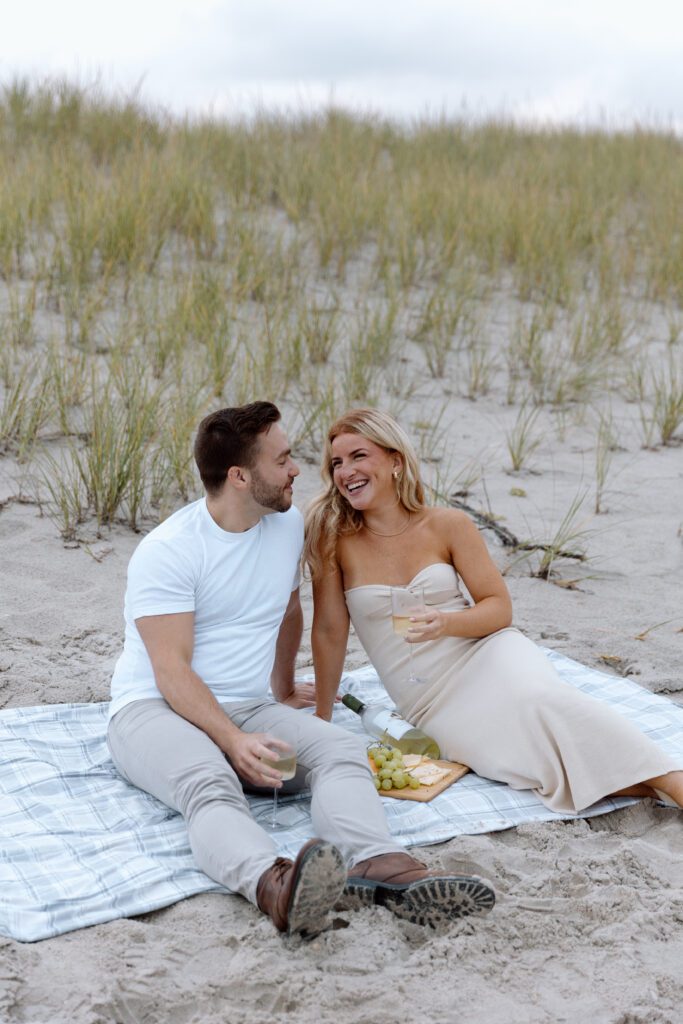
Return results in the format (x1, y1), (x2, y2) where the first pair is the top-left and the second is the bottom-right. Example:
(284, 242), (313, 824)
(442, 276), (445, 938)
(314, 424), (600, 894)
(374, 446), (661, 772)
(107, 697), (402, 905)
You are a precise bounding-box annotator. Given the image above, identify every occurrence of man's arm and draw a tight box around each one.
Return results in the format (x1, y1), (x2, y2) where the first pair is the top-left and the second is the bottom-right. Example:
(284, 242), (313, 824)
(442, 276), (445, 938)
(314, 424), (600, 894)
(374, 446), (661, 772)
(270, 588), (316, 708)
(136, 612), (287, 787)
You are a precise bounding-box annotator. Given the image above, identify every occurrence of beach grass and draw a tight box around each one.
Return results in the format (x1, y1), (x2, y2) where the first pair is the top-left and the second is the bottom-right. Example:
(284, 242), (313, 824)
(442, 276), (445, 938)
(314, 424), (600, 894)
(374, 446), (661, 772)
(0, 78), (681, 555)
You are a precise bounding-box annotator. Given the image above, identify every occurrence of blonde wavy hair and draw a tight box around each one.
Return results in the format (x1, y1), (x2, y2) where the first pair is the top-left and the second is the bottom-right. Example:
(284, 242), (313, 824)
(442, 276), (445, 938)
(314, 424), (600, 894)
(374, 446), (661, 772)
(304, 408), (426, 580)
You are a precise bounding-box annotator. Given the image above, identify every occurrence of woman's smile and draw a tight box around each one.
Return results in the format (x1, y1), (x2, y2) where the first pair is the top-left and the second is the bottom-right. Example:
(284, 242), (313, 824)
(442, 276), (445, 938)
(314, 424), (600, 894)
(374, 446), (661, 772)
(331, 432), (396, 507)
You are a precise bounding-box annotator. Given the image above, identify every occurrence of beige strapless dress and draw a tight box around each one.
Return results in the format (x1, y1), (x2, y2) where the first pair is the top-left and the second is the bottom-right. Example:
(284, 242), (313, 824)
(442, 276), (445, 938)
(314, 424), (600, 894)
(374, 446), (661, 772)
(345, 562), (677, 813)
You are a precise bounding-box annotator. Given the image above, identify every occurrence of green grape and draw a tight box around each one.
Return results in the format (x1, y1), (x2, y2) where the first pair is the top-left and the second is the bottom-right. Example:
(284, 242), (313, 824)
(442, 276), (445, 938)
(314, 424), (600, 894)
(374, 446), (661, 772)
(373, 775), (381, 790)
(368, 746), (382, 760)
(391, 770), (407, 788)
(408, 775), (420, 789)
(379, 767), (394, 781)
(381, 778), (393, 790)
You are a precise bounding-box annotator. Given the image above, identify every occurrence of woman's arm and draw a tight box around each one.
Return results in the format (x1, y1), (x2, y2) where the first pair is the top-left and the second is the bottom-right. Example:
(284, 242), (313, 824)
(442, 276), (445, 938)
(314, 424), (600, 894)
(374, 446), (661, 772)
(311, 563), (350, 721)
(271, 587), (309, 706)
(408, 510), (513, 642)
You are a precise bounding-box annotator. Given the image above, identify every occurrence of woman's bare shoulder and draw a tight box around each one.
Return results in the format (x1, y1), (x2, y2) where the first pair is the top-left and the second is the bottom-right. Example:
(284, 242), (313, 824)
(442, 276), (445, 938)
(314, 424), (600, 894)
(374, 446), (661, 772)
(419, 506), (474, 533)
(336, 531), (357, 560)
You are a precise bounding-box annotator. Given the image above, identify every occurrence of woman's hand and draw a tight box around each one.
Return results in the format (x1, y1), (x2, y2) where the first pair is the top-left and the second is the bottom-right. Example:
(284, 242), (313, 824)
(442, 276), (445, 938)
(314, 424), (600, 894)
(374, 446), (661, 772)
(280, 682), (317, 708)
(406, 610), (450, 642)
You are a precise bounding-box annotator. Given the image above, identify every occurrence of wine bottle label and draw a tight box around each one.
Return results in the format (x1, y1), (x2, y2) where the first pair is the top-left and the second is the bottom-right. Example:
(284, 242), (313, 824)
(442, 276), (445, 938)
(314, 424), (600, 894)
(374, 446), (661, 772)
(371, 708), (414, 739)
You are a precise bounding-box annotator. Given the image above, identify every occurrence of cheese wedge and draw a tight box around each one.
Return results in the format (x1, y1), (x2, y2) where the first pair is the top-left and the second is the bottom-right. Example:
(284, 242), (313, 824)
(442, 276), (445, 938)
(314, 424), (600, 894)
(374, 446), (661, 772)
(410, 763), (450, 786)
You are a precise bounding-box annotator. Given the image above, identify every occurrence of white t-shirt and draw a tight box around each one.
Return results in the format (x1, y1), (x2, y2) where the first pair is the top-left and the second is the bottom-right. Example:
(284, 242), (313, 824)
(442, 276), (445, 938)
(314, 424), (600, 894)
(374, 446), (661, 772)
(109, 499), (303, 719)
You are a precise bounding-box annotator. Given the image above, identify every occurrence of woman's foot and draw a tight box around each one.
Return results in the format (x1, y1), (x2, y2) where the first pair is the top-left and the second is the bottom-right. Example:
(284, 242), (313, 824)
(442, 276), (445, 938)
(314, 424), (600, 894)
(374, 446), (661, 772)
(614, 772), (683, 808)
(652, 788), (681, 809)
(647, 770), (683, 808)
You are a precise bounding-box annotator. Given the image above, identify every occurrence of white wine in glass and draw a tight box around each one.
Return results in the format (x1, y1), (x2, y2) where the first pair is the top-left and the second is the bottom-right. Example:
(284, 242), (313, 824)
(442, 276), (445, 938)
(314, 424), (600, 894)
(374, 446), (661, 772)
(390, 614), (412, 637)
(390, 585), (427, 685)
(259, 741), (297, 831)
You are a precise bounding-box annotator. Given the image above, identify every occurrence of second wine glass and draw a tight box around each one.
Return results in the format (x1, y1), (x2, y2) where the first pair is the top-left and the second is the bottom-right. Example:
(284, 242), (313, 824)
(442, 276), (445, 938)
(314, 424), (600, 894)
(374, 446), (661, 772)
(390, 585), (427, 685)
(258, 740), (297, 831)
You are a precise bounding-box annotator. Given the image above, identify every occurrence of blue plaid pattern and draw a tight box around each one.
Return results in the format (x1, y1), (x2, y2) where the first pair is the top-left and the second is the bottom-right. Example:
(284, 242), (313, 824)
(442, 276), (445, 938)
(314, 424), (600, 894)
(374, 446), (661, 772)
(1, 649), (682, 941)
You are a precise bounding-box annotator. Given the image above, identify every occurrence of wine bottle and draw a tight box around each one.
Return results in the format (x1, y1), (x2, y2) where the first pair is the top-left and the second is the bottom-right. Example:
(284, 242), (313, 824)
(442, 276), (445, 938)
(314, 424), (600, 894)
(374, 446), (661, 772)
(341, 694), (441, 759)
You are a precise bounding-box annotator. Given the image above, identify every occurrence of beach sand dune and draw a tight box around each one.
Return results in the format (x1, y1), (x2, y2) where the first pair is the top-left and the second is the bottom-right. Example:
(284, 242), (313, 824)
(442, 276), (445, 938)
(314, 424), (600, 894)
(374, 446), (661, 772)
(1, 91), (682, 1023)
(1, 427), (681, 1023)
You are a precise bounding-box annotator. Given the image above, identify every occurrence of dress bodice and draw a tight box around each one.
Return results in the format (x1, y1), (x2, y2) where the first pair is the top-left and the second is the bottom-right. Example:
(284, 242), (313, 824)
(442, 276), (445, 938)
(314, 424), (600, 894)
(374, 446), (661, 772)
(345, 562), (468, 628)
(344, 562), (473, 722)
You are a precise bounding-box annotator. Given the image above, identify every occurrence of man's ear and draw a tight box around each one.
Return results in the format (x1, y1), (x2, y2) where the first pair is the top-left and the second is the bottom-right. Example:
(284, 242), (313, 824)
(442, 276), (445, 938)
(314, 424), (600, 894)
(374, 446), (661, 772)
(226, 465), (249, 488)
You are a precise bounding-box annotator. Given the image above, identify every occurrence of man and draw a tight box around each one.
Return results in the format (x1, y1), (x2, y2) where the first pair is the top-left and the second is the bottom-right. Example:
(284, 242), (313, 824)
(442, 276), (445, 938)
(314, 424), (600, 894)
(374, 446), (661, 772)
(107, 402), (495, 937)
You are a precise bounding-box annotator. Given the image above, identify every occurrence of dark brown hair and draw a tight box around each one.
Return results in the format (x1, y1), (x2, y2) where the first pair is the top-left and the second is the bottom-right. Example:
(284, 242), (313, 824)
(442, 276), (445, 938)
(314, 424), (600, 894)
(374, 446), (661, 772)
(193, 402), (281, 495)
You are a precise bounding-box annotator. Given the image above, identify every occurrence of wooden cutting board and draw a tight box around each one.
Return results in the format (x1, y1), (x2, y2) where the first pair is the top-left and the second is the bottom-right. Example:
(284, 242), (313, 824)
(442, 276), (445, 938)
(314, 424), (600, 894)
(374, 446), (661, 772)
(374, 759), (469, 802)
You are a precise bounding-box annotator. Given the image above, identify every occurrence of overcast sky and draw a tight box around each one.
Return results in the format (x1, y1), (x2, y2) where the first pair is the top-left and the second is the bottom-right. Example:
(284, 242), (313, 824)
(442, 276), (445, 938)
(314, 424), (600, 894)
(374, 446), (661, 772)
(2, 0), (682, 128)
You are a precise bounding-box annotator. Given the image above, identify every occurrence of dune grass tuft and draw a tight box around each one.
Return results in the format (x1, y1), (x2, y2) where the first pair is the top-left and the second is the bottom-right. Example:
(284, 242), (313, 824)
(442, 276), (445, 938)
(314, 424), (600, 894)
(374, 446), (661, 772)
(0, 79), (680, 549)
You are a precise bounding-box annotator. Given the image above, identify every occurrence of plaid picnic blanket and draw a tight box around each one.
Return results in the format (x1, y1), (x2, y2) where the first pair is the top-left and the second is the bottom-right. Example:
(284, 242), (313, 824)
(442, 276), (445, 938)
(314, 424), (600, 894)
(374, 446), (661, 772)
(1, 649), (682, 942)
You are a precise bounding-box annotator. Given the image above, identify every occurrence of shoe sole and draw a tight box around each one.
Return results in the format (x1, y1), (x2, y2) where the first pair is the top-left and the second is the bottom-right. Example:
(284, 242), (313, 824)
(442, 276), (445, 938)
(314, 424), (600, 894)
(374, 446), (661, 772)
(342, 875), (496, 929)
(286, 841), (347, 938)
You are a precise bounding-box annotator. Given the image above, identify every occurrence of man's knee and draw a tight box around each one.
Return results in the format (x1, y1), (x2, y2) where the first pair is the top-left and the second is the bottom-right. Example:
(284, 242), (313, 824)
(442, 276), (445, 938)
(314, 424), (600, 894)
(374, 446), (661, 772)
(173, 762), (245, 818)
(313, 722), (369, 767)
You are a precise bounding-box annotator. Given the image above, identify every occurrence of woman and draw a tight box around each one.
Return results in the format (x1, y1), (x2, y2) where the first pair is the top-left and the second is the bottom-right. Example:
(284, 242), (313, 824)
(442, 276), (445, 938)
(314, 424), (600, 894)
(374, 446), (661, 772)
(304, 408), (683, 813)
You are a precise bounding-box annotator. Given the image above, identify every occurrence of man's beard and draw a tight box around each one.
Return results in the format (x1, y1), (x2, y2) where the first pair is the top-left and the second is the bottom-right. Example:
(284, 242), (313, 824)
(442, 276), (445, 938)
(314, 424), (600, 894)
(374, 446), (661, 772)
(250, 467), (292, 513)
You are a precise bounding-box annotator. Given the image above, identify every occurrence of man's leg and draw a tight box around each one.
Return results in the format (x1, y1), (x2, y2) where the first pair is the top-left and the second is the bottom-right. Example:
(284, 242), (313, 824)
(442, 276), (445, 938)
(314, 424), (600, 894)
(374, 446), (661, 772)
(225, 699), (402, 865)
(108, 699), (346, 935)
(107, 698), (280, 902)
(229, 699), (496, 926)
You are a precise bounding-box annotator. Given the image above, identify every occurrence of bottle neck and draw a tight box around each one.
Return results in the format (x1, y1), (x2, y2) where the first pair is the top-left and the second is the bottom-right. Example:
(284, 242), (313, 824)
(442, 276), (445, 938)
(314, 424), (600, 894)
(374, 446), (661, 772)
(341, 693), (366, 714)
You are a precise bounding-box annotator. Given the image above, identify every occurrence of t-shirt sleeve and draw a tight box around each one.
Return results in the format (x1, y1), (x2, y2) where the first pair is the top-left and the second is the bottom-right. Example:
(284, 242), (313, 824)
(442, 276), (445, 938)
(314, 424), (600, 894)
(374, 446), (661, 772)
(126, 538), (197, 620)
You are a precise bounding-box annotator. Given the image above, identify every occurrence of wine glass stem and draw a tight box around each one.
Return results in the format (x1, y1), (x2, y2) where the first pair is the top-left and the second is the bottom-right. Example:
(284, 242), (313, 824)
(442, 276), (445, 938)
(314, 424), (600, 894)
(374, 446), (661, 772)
(407, 639), (422, 684)
(271, 787), (278, 828)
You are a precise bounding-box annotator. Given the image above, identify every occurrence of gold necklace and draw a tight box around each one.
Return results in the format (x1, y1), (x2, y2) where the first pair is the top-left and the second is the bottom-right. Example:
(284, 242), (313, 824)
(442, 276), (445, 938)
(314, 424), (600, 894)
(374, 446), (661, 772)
(363, 512), (412, 538)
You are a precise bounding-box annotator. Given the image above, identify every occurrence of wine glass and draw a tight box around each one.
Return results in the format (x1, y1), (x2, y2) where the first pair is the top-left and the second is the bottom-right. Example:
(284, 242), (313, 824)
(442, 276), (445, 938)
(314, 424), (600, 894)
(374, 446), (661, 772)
(258, 740), (297, 831)
(390, 586), (427, 685)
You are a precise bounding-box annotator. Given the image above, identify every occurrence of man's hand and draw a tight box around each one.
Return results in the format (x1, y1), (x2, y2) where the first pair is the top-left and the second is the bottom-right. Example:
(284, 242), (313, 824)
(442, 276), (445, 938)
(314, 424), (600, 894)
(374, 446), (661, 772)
(223, 732), (290, 788)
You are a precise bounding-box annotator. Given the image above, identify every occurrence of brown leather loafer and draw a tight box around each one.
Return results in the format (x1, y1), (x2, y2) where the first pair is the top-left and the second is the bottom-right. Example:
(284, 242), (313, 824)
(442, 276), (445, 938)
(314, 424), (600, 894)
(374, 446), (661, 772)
(343, 851), (495, 928)
(256, 838), (346, 937)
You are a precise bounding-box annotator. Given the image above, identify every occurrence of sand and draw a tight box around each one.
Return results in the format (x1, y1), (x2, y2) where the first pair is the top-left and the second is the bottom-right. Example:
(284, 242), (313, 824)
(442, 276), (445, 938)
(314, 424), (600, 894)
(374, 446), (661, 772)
(1, 380), (682, 1024)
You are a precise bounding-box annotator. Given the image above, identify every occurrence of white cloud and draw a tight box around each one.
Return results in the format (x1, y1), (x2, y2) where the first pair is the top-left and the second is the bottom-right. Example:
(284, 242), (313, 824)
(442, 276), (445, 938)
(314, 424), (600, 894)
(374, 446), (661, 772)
(0, 0), (681, 127)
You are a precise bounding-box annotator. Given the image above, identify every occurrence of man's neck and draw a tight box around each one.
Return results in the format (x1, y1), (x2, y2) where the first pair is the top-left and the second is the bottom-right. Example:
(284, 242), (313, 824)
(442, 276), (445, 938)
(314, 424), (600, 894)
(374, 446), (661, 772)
(205, 494), (264, 533)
